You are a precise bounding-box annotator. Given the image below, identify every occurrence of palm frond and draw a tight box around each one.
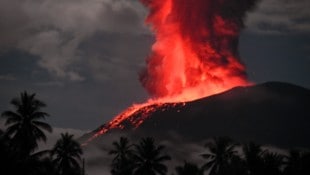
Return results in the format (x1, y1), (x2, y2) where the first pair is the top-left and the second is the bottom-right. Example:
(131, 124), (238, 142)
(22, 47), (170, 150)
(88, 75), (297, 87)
(155, 155), (171, 162)
(6, 123), (20, 136)
(32, 121), (52, 133)
(10, 98), (21, 109)
(202, 160), (215, 170)
(33, 126), (48, 142)
(31, 149), (52, 159)
(1, 110), (21, 119)
(201, 153), (214, 159)
(32, 112), (49, 120)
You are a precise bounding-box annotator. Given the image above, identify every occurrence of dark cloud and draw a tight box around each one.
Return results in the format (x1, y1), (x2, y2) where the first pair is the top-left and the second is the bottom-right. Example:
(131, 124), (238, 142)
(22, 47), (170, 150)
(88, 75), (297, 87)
(0, 74), (16, 81)
(0, 1), (29, 49)
(246, 0), (310, 34)
(80, 32), (153, 82)
(0, 0), (148, 81)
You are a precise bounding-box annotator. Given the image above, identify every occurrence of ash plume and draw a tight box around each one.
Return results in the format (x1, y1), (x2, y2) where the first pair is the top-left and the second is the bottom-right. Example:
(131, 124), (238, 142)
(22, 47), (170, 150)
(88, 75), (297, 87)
(140, 0), (260, 98)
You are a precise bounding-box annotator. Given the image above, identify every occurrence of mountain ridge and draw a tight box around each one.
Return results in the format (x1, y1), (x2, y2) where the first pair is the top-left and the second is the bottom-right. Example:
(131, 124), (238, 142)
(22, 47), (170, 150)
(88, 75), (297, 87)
(84, 81), (310, 148)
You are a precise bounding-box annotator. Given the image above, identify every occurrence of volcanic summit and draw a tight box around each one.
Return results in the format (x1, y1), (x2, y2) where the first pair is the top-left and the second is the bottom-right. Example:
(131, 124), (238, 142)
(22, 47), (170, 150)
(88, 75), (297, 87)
(83, 0), (310, 148)
(84, 82), (310, 148)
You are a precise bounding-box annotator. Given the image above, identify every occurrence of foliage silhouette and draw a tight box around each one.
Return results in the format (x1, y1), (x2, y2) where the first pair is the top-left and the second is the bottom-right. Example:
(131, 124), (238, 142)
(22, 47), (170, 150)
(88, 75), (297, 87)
(201, 137), (238, 175)
(2, 92), (310, 175)
(1, 91), (52, 158)
(109, 137), (134, 175)
(284, 149), (310, 175)
(261, 152), (284, 175)
(0, 128), (16, 174)
(22, 150), (56, 175)
(175, 162), (204, 175)
(51, 133), (83, 175)
(242, 142), (265, 175)
(132, 137), (171, 175)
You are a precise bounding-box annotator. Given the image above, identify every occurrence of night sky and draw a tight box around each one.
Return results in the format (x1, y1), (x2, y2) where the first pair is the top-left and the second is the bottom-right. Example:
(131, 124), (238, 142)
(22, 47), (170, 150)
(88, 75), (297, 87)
(0, 0), (309, 130)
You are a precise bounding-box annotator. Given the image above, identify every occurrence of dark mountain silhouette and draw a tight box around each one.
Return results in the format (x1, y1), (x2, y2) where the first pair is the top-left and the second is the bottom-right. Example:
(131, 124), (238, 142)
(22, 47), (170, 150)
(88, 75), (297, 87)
(85, 82), (310, 148)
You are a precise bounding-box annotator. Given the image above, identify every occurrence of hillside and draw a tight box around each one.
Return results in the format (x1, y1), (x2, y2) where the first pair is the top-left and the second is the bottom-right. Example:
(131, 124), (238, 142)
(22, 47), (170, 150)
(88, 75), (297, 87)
(86, 82), (310, 148)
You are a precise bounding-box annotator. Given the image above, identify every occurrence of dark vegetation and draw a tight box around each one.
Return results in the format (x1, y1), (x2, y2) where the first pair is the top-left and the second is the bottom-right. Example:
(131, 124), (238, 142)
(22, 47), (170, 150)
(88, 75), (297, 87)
(0, 92), (83, 175)
(108, 136), (310, 175)
(1, 90), (310, 175)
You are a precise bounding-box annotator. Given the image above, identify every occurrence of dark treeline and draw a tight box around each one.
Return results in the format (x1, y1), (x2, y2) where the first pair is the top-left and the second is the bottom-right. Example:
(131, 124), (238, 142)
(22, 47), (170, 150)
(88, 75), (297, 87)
(108, 137), (310, 175)
(0, 91), (83, 175)
(1, 92), (310, 175)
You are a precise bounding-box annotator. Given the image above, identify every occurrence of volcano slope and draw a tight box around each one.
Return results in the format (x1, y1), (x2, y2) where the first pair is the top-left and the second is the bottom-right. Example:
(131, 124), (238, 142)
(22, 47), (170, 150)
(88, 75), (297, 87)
(88, 81), (310, 148)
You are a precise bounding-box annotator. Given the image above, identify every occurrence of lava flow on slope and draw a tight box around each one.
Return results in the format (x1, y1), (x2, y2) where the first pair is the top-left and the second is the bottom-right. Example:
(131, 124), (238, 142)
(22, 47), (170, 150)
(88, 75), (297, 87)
(87, 0), (259, 143)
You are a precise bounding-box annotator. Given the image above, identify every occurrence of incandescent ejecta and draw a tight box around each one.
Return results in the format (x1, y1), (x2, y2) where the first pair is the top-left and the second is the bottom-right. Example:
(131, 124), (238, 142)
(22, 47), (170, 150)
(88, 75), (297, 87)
(87, 0), (260, 142)
(139, 0), (259, 100)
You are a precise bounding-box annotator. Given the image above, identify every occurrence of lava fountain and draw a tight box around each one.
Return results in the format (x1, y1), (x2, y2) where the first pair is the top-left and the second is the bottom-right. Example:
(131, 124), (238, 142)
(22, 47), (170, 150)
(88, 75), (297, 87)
(87, 0), (259, 142)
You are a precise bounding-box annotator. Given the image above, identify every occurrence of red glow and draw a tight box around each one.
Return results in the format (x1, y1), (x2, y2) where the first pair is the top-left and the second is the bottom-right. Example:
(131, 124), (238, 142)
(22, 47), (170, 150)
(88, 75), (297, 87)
(140, 0), (249, 100)
(86, 0), (252, 143)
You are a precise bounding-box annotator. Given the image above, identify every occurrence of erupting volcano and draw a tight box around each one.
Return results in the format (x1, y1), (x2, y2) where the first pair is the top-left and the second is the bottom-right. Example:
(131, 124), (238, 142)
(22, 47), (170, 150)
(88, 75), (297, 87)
(87, 0), (259, 142)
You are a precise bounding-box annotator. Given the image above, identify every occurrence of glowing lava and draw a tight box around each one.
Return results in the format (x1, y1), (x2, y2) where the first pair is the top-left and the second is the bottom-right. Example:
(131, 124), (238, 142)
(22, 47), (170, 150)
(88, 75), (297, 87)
(87, 0), (258, 142)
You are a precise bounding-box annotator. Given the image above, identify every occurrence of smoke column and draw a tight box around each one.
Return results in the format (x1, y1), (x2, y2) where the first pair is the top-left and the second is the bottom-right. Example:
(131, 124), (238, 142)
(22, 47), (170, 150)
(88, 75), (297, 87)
(140, 0), (258, 101)
(86, 0), (259, 143)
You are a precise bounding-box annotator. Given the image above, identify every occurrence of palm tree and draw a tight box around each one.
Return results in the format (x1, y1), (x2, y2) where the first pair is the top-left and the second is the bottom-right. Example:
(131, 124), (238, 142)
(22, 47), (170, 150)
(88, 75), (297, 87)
(175, 162), (204, 175)
(0, 129), (8, 149)
(231, 154), (248, 175)
(109, 137), (134, 175)
(284, 149), (310, 175)
(261, 152), (284, 175)
(300, 151), (310, 174)
(51, 133), (83, 175)
(1, 91), (52, 157)
(25, 150), (56, 175)
(242, 142), (265, 175)
(132, 137), (171, 175)
(201, 137), (237, 175)
(0, 128), (13, 174)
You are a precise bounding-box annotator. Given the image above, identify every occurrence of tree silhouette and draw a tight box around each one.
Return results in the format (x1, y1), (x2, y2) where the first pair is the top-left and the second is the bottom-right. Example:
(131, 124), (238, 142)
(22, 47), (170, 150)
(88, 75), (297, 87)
(242, 142), (265, 175)
(1, 91), (52, 158)
(229, 154), (247, 175)
(201, 137), (238, 175)
(284, 149), (310, 175)
(0, 129), (8, 153)
(51, 133), (83, 175)
(261, 152), (284, 175)
(0, 128), (15, 174)
(109, 137), (134, 175)
(24, 150), (56, 175)
(132, 137), (171, 175)
(175, 162), (204, 175)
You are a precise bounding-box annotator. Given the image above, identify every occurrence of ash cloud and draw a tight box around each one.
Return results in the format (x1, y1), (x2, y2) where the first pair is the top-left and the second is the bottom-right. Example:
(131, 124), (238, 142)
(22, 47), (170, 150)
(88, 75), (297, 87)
(246, 0), (310, 34)
(0, 0), (307, 83)
(0, 0), (308, 81)
(220, 0), (260, 28)
(139, 0), (260, 97)
(0, 0), (148, 82)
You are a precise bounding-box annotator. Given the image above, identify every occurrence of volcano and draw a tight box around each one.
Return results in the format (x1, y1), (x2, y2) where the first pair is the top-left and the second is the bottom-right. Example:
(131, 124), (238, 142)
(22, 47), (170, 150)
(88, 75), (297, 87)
(83, 0), (266, 144)
(84, 82), (310, 148)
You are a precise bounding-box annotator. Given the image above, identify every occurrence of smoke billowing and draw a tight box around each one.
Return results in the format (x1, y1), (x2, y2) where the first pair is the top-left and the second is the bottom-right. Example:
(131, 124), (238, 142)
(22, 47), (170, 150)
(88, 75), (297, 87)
(140, 0), (260, 100)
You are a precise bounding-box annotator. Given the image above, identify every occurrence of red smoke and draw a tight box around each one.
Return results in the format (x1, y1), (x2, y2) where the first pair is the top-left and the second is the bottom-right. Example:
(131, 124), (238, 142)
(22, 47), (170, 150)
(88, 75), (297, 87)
(86, 0), (258, 143)
(139, 0), (256, 101)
